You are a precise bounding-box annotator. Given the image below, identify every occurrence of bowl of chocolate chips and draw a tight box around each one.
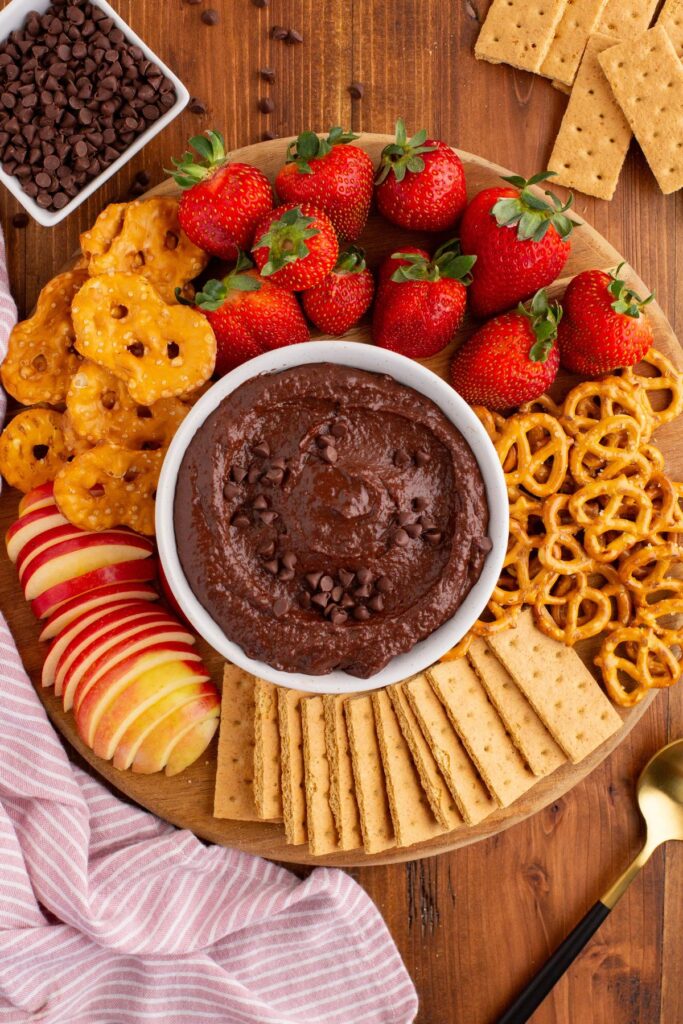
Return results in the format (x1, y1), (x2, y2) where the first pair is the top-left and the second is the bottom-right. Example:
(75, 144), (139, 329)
(0, 0), (189, 226)
(156, 341), (508, 694)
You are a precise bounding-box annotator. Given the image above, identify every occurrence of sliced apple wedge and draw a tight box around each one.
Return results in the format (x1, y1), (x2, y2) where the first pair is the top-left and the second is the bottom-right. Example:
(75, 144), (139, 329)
(93, 665), (212, 760)
(18, 481), (56, 516)
(6, 505), (70, 562)
(31, 557), (158, 619)
(75, 644), (203, 747)
(39, 583), (159, 642)
(18, 524), (98, 584)
(23, 531), (154, 602)
(111, 680), (217, 770)
(164, 715), (220, 777)
(134, 707), (220, 776)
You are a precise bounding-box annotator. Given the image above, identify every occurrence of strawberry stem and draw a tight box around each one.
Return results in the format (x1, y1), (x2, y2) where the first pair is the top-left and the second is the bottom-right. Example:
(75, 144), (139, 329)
(252, 206), (320, 276)
(286, 126), (360, 174)
(517, 289), (562, 362)
(334, 245), (367, 274)
(189, 251), (261, 310)
(607, 262), (654, 318)
(390, 238), (476, 284)
(168, 130), (228, 190)
(375, 117), (439, 185)
(493, 171), (577, 243)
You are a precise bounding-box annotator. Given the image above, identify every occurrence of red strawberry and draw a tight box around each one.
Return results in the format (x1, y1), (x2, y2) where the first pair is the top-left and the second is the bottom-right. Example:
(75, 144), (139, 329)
(372, 240), (476, 359)
(275, 127), (374, 242)
(251, 202), (339, 291)
(374, 119), (467, 232)
(301, 246), (375, 336)
(460, 171), (575, 319)
(558, 264), (654, 376)
(191, 253), (310, 377)
(450, 289), (561, 410)
(171, 131), (273, 260)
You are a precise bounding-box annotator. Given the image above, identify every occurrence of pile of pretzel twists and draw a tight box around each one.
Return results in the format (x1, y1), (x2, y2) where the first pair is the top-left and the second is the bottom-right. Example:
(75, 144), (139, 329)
(445, 349), (683, 708)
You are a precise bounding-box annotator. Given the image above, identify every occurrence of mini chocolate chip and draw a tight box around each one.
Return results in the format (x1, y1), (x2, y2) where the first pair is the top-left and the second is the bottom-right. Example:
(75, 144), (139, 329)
(393, 528), (410, 548)
(317, 433), (336, 449)
(419, 515), (436, 530)
(259, 509), (277, 525)
(11, 212), (28, 228)
(252, 0), (270, 5)
(259, 67), (276, 82)
(281, 551), (297, 569)
(262, 130), (279, 141)
(341, 594), (355, 609)
(271, 25), (288, 39)
(286, 28), (304, 43)
(338, 568), (355, 587)
(223, 481), (240, 499)
(412, 496), (429, 511)
(299, 591), (311, 610)
(354, 584), (372, 599)
(185, 0), (202, 4)
(397, 511), (413, 526)
(331, 585), (343, 603)
(312, 592), (329, 610)
(35, 171), (50, 188)
(404, 523), (423, 539)
(232, 514), (250, 528)
(394, 449), (411, 468)
(376, 575), (393, 593)
(330, 420), (347, 437)
(424, 529), (443, 546)
(201, 9), (220, 24)
(321, 446), (337, 464)
(330, 608), (348, 626)
(135, 170), (151, 186)
(353, 605), (371, 621)
(319, 575), (334, 593)
(253, 440), (270, 457)
(273, 598), (288, 618)
(265, 467), (284, 485)
(278, 567), (295, 582)
(258, 97), (275, 115)
(356, 568), (373, 585)
(368, 594), (384, 612)
(248, 465), (261, 484)
(307, 572), (323, 590)
(258, 540), (276, 557)
(415, 449), (430, 466)
(253, 494), (269, 510)
(231, 464), (247, 483)
(348, 81), (364, 99)
(271, 456), (287, 470)
(263, 559), (280, 575)
(475, 536), (493, 553)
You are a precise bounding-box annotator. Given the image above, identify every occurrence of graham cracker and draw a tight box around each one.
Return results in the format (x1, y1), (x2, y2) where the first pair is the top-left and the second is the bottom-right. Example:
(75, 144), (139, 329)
(658, 0), (683, 56)
(344, 696), (395, 855)
(253, 679), (282, 820)
(540, 0), (608, 85)
(323, 695), (362, 851)
(548, 33), (632, 200)
(598, 0), (659, 37)
(487, 610), (622, 763)
(301, 696), (338, 856)
(388, 683), (462, 831)
(475, 0), (569, 73)
(277, 688), (307, 845)
(214, 664), (259, 821)
(428, 660), (536, 807)
(403, 673), (496, 826)
(599, 25), (683, 195)
(552, 79), (573, 94)
(468, 638), (566, 777)
(372, 689), (445, 848)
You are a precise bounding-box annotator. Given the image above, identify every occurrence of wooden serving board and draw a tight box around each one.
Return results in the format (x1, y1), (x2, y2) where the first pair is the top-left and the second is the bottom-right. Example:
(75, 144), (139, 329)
(1, 134), (680, 867)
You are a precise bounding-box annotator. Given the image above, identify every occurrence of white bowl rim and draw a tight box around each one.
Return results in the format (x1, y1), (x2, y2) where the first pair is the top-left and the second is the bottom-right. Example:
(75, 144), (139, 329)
(156, 341), (509, 694)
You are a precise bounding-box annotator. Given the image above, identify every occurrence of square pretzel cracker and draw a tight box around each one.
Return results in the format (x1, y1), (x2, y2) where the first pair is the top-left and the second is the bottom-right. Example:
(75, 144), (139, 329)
(540, 0), (608, 86)
(214, 664), (259, 821)
(475, 0), (569, 73)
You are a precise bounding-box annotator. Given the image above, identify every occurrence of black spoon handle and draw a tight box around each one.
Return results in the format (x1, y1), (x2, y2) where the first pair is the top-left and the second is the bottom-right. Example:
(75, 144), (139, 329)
(497, 900), (611, 1024)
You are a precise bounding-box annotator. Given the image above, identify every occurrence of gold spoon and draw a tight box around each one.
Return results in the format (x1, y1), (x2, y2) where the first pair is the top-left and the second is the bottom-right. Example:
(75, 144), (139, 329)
(498, 738), (683, 1024)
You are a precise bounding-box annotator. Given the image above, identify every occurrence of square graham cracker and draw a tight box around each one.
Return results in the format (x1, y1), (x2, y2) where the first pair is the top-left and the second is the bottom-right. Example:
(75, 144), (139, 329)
(323, 695), (362, 851)
(253, 679), (282, 820)
(540, 0), (608, 86)
(599, 25), (683, 195)
(658, 0), (683, 56)
(301, 696), (338, 856)
(475, 0), (569, 73)
(428, 660), (536, 807)
(372, 689), (445, 848)
(345, 695), (395, 855)
(278, 688), (307, 845)
(213, 664), (259, 821)
(598, 0), (659, 38)
(468, 638), (566, 777)
(403, 673), (496, 825)
(548, 33), (632, 200)
(487, 610), (622, 763)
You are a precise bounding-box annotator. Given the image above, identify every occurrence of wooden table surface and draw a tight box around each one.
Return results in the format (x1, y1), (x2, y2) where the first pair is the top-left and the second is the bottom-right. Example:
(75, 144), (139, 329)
(1, 1), (681, 1022)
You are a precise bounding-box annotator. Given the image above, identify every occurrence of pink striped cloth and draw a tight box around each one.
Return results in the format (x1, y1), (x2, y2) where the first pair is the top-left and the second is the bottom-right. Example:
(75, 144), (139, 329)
(0, 230), (418, 1024)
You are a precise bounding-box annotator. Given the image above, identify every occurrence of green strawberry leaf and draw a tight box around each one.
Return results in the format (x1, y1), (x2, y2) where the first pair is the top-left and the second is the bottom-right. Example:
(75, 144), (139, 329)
(335, 245), (367, 274)
(168, 130), (228, 190)
(375, 117), (439, 184)
(493, 171), (578, 242)
(253, 206), (320, 275)
(517, 288), (562, 362)
(390, 240), (476, 284)
(286, 126), (359, 172)
(607, 262), (655, 318)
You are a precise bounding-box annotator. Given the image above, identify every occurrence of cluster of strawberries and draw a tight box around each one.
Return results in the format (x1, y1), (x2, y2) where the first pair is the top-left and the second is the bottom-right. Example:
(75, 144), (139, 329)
(171, 123), (654, 410)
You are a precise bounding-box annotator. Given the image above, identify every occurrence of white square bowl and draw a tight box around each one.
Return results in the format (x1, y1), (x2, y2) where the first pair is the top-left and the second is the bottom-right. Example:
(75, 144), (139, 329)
(0, 0), (189, 227)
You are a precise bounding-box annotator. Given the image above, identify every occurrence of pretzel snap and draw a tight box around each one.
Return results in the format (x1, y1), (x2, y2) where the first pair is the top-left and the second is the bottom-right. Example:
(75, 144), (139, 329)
(569, 477), (653, 562)
(0, 408), (72, 493)
(534, 571), (613, 646)
(568, 414), (643, 487)
(496, 413), (569, 499)
(71, 273), (216, 404)
(617, 348), (683, 429)
(596, 625), (680, 706)
(561, 377), (653, 441)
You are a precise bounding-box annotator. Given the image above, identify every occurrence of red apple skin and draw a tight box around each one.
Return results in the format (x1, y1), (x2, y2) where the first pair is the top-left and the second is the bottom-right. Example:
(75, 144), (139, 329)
(132, 697), (220, 775)
(158, 562), (189, 625)
(22, 532), (154, 601)
(111, 680), (216, 770)
(31, 558), (158, 619)
(75, 645), (203, 746)
(39, 584), (159, 642)
(42, 598), (148, 688)
(160, 713), (220, 777)
(18, 481), (55, 515)
(6, 507), (69, 562)
(17, 524), (91, 582)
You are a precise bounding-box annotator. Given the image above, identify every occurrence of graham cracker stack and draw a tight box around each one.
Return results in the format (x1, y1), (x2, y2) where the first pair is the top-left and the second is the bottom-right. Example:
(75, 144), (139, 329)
(540, 0), (608, 86)
(278, 688), (307, 845)
(475, 0), (569, 73)
(372, 689), (445, 848)
(214, 664), (259, 821)
(597, 0), (659, 37)
(253, 679), (282, 820)
(658, 0), (683, 56)
(301, 696), (338, 856)
(345, 695), (395, 855)
(323, 695), (362, 851)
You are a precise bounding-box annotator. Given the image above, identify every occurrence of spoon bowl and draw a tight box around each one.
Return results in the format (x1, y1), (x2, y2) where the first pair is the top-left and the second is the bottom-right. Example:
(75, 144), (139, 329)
(637, 739), (683, 845)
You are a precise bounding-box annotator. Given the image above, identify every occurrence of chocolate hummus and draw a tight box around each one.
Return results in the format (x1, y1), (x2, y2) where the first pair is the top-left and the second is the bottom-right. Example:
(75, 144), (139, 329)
(174, 363), (490, 677)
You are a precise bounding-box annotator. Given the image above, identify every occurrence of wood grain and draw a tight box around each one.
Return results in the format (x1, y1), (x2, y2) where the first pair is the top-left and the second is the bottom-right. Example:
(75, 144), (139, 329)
(0, 2), (681, 1023)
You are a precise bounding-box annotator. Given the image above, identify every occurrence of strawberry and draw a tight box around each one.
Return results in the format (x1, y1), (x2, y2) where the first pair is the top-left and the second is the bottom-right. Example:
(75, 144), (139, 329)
(171, 130), (273, 260)
(301, 246), (375, 336)
(372, 240), (476, 359)
(558, 264), (654, 376)
(460, 171), (575, 319)
(251, 202), (339, 291)
(275, 127), (374, 241)
(450, 289), (561, 410)
(190, 252), (310, 377)
(374, 118), (467, 232)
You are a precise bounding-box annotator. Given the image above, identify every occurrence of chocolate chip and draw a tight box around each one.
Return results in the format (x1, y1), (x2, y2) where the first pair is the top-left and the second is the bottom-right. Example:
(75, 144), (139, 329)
(278, 568), (295, 582)
(231, 464), (247, 483)
(376, 575), (393, 593)
(424, 529), (443, 546)
(330, 608), (348, 626)
(317, 433), (336, 448)
(232, 514), (250, 528)
(348, 81), (364, 99)
(258, 96), (275, 114)
(299, 591), (312, 610)
(258, 540), (276, 558)
(368, 594), (384, 612)
(271, 25), (288, 39)
(415, 449), (430, 466)
(253, 494), (269, 510)
(265, 467), (284, 485)
(356, 568), (373, 585)
(319, 575), (334, 593)
(184, 0), (202, 4)
(404, 522), (423, 539)
(353, 584), (372, 600)
(419, 515), (436, 530)
(353, 606), (371, 621)
(253, 440), (270, 458)
(331, 585), (344, 603)
(397, 511), (413, 526)
(286, 28), (304, 43)
(311, 592), (329, 610)
(201, 9), (220, 24)
(11, 212), (28, 228)
(263, 559), (280, 575)
(271, 457), (287, 470)
(393, 528), (410, 548)
(475, 536), (493, 553)
(394, 449), (411, 468)
(338, 568), (355, 588)
(188, 97), (206, 114)
(321, 446), (337, 464)
(330, 420), (347, 437)
(259, 67), (276, 83)
(252, 0), (270, 6)
(306, 572), (323, 590)
(223, 481), (240, 499)
(341, 593), (355, 609)
(248, 465), (262, 484)
(259, 509), (277, 525)
(412, 496), (429, 511)
(281, 551), (297, 570)
(273, 598), (288, 618)
(262, 130), (279, 141)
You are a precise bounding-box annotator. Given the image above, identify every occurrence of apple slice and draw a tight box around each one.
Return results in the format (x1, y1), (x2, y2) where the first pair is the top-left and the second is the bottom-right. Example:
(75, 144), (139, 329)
(111, 680), (217, 770)
(93, 665), (212, 760)
(23, 531), (154, 601)
(75, 644), (203, 746)
(39, 583), (159, 642)
(163, 715), (220, 777)
(6, 505), (70, 562)
(17, 524), (95, 584)
(133, 698), (220, 775)
(30, 556), (158, 620)
(18, 481), (56, 516)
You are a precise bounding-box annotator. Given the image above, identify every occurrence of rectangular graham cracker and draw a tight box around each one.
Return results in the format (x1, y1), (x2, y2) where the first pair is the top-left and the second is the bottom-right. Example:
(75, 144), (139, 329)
(548, 33), (632, 200)
(277, 689), (307, 845)
(301, 697), (338, 856)
(540, 0), (608, 85)
(475, 0), (569, 73)
(388, 683), (462, 831)
(372, 690), (445, 848)
(344, 696), (395, 854)
(253, 679), (282, 820)
(658, 0), (683, 56)
(403, 673), (496, 826)
(214, 664), (259, 821)
(323, 695), (362, 851)
(599, 25), (683, 195)
(427, 660), (536, 807)
(487, 610), (622, 763)
(468, 638), (566, 777)
(598, 0), (659, 38)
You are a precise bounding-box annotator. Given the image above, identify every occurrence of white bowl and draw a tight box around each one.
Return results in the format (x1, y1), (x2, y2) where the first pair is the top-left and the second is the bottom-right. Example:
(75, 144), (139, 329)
(0, 0), (189, 227)
(156, 342), (508, 694)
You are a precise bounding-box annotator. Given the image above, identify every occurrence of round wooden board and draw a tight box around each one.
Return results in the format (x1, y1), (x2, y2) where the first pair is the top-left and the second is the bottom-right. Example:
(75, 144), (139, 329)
(2, 134), (681, 867)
